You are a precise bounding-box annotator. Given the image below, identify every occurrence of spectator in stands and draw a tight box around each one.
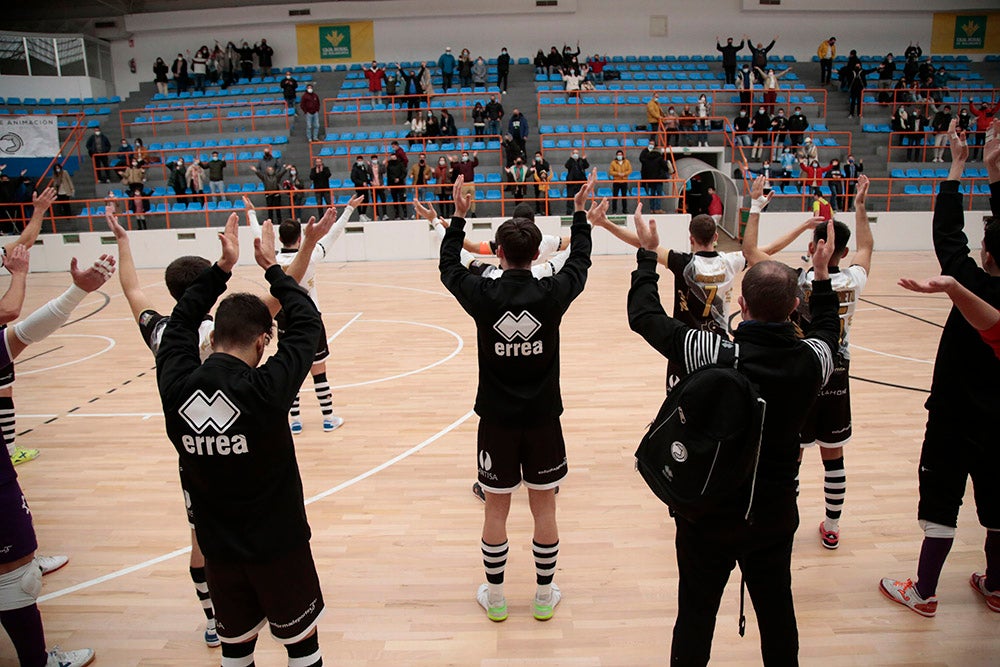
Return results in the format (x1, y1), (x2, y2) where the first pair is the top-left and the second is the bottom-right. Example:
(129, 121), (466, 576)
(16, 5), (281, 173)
(301, 84), (321, 142)
(86, 127), (112, 183)
(185, 160), (206, 198)
(153, 57), (169, 96)
(118, 159), (146, 193)
(609, 149), (631, 215)
(797, 135), (819, 163)
(546, 47), (562, 75)
(208, 45), (222, 84)
(787, 106), (809, 147)
(838, 51), (860, 92)
(425, 111), (440, 139)
(450, 150), (479, 217)
(497, 47), (511, 94)
(128, 185), (151, 230)
(876, 54), (896, 98)
(799, 158), (831, 196)
(309, 157), (331, 217)
(281, 71), (298, 119)
(734, 109), (751, 146)
(458, 49), (473, 88)
(438, 47), (456, 91)
(770, 108), (788, 160)
(433, 156), (453, 217)
(845, 62), (877, 118)
(695, 94), (710, 147)
(737, 64), (755, 115)
(902, 52), (920, 86)
(588, 54), (607, 83)
(472, 57), (488, 88)
(256, 39), (274, 76)
(825, 158), (844, 211)
(563, 68), (583, 99)
(663, 105), (679, 146)
(528, 151), (551, 214)
(197, 152), (225, 201)
(957, 106), (972, 136)
(639, 142), (670, 214)
(472, 102), (486, 136)
(817, 37), (836, 86)
(564, 149), (589, 214)
(706, 185), (723, 224)
(256, 146), (278, 173)
(133, 137), (150, 167)
(369, 154), (387, 220)
(238, 42), (255, 81)
(420, 62), (435, 98)
(283, 165), (304, 214)
(171, 52), (189, 93)
(534, 49), (547, 75)
(501, 133), (524, 168)
(385, 153), (408, 219)
(917, 56), (934, 88)
(48, 164), (75, 218)
(646, 93), (664, 143)
(167, 158), (187, 202)
(251, 163), (288, 221)
(716, 36), (744, 85)
(409, 154), (432, 204)
(842, 154), (863, 210)
(891, 106), (912, 160)
(400, 66), (426, 120)
(562, 41), (581, 68)
(904, 41), (922, 61)
(390, 140), (408, 167)
(932, 66), (962, 95)
(508, 109), (529, 154)
(485, 95), (504, 137)
(114, 138), (134, 168)
(748, 35), (778, 81)
(349, 156), (373, 222)
(505, 157), (529, 207)
(970, 100), (1000, 161)
(0, 168), (30, 231)
(750, 105), (772, 161)
(222, 42), (238, 88)
(678, 105), (697, 147)
(777, 146), (798, 181)
(756, 66), (792, 114)
(439, 109), (457, 138)
(190, 47), (209, 93)
(909, 108), (927, 161)
(408, 113), (427, 147)
(364, 61), (387, 104)
(384, 65), (399, 101)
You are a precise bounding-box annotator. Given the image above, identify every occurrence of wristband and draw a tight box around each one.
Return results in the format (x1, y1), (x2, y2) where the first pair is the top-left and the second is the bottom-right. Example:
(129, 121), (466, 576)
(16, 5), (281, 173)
(749, 196), (768, 215)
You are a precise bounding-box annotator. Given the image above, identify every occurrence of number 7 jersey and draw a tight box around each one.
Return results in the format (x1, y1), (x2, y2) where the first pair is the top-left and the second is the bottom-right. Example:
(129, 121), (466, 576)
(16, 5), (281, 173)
(666, 250), (747, 336)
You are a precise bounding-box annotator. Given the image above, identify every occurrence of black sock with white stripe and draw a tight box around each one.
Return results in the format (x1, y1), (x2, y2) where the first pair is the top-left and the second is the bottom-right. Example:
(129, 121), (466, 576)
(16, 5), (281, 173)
(313, 373), (333, 418)
(533, 540), (559, 599)
(290, 394), (301, 420)
(189, 567), (214, 621)
(286, 631), (322, 667)
(481, 539), (508, 603)
(0, 396), (15, 456)
(823, 456), (845, 532)
(221, 634), (256, 667)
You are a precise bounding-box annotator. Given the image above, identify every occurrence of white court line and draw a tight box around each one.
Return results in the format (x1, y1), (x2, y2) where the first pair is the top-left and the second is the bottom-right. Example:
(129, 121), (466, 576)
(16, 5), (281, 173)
(851, 344), (933, 364)
(19, 414), (58, 419)
(326, 312), (362, 343)
(37, 409), (476, 603)
(18, 335), (116, 376)
(67, 412), (163, 421)
(330, 280), (450, 298)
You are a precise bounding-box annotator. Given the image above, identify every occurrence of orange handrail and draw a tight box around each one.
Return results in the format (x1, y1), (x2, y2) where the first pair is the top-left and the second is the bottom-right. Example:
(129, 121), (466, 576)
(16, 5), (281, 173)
(118, 99), (291, 139)
(859, 87), (998, 118)
(90, 145), (288, 185)
(322, 90), (497, 127)
(308, 134), (505, 172)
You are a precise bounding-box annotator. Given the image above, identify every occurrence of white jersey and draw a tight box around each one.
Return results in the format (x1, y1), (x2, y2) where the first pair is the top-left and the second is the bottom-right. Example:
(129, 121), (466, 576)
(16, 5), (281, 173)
(142, 311), (214, 363)
(796, 264), (868, 359)
(433, 221), (567, 280)
(666, 249), (746, 336)
(248, 206), (354, 308)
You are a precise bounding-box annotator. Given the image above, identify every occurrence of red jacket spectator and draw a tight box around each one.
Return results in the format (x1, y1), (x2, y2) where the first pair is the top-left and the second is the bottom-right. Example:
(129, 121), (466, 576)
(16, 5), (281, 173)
(300, 90), (320, 114)
(970, 101), (1000, 128)
(365, 66), (387, 93)
(799, 162), (831, 188)
(707, 191), (723, 216)
(451, 154), (479, 181)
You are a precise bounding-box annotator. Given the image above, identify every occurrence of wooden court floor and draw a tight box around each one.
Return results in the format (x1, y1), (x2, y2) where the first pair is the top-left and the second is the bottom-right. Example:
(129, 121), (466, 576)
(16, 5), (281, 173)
(1, 248), (997, 666)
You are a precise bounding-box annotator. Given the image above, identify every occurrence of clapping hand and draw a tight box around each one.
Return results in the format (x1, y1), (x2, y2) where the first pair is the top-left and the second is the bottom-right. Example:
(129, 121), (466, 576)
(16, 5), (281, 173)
(633, 202), (660, 251)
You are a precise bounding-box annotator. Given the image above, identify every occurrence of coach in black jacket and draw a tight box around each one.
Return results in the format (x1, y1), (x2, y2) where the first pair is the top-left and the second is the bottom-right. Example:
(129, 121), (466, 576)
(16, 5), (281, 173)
(439, 173), (596, 622)
(627, 209), (839, 666)
(157, 217), (326, 666)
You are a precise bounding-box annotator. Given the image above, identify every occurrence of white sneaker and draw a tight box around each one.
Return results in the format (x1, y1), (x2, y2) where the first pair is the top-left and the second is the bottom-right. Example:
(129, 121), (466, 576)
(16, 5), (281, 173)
(46, 646), (95, 667)
(205, 618), (220, 647)
(533, 583), (562, 620)
(476, 583), (508, 622)
(359, 214), (371, 222)
(37, 554), (69, 575)
(323, 416), (345, 432)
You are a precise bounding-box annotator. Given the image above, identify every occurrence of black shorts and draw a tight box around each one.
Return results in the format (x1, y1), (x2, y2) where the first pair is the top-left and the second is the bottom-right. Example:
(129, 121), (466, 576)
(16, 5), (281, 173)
(0, 325), (14, 389)
(476, 416), (567, 493)
(178, 462), (195, 529)
(276, 310), (329, 363)
(918, 412), (1000, 529)
(0, 480), (38, 566)
(205, 542), (325, 645)
(800, 357), (851, 448)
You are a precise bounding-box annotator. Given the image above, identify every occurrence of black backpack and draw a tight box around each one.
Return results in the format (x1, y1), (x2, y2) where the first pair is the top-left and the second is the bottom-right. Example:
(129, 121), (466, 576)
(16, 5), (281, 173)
(634, 343), (766, 523)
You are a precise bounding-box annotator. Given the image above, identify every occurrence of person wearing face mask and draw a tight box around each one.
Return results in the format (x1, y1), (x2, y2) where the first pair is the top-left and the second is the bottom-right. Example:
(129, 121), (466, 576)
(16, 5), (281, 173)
(434, 156), (454, 217)
(639, 143), (670, 213)
(368, 154), (387, 220)
(425, 111), (440, 139)
(787, 106), (809, 147)
(309, 157), (331, 218)
(439, 109), (457, 138)
(238, 41), (255, 82)
(505, 157), (529, 208)
(733, 108), (752, 146)
(497, 47), (511, 94)
(167, 158), (189, 202)
(716, 35), (744, 85)
(255, 38), (274, 76)
(747, 34), (778, 82)
(409, 154), (432, 205)
(48, 164), (75, 218)
(818, 37), (837, 86)
(587, 53), (607, 83)
(877, 53), (896, 101)
(778, 147), (798, 180)
(153, 57), (170, 96)
(300, 84), (321, 142)
(662, 106), (679, 146)
(458, 48), (473, 88)
(825, 159), (844, 212)
(485, 95), (505, 137)
(472, 102), (487, 136)
(750, 106), (772, 161)
(737, 64), (755, 115)
(283, 165), (305, 215)
(472, 56), (488, 88)
(502, 133), (525, 168)
(384, 154), (407, 220)
(529, 152), (551, 214)
(755, 66), (792, 115)
(198, 151), (226, 202)
(256, 146), (277, 174)
(970, 101), (1000, 161)
(609, 150), (632, 215)
(408, 113), (427, 147)
(280, 70), (298, 122)
(364, 61), (387, 105)
(171, 52), (189, 93)
(250, 162), (289, 221)
(564, 150), (589, 215)
(891, 106), (912, 161)
(695, 94), (710, 147)
(770, 108), (788, 160)
(647, 94), (664, 143)
(799, 157), (832, 196)
(86, 128), (112, 183)
(438, 47), (456, 91)
(797, 135), (819, 163)
(119, 158), (147, 194)
(351, 156), (374, 222)
(450, 151), (479, 216)
(842, 154), (864, 210)
(846, 63), (878, 119)
(399, 65), (426, 121)
(508, 109), (529, 155)
(678, 105), (696, 147)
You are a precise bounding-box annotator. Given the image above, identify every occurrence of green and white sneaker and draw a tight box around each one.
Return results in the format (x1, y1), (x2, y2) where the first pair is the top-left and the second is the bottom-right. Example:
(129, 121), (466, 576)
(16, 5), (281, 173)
(533, 583), (561, 621)
(476, 583), (508, 622)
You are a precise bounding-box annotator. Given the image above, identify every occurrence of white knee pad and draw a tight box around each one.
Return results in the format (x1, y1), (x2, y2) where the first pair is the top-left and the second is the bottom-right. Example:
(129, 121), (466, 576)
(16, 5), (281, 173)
(0, 560), (42, 611)
(919, 520), (956, 539)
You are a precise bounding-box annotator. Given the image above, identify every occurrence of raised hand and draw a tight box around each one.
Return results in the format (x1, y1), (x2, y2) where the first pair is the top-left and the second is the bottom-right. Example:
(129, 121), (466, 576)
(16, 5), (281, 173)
(633, 202), (660, 251)
(854, 173), (870, 207)
(574, 169), (597, 211)
(104, 201), (128, 240)
(217, 213), (240, 272)
(348, 194), (365, 209)
(948, 118), (968, 163)
(3, 245), (29, 276)
(254, 220), (277, 269)
(413, 197), (438, 223)
(71, 254), (116, 292)
(898, 275), (957, 294)
(812, 220), (836, 280)
(586, 197), (610, 227)
(32, 187), (58, 214)
(241, 194), (256, 212)
(304, 211), (336, 244)
(750, 175), (773, 209)
(452, 176), (473, 218)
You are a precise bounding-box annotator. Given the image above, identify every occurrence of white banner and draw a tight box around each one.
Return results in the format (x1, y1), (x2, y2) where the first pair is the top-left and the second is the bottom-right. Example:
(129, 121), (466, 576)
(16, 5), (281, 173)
(0, 116), (59, 158)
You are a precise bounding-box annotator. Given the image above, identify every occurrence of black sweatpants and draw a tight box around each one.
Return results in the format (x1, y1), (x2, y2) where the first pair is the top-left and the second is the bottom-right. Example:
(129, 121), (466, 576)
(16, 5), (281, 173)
(671, 511), (799, 667)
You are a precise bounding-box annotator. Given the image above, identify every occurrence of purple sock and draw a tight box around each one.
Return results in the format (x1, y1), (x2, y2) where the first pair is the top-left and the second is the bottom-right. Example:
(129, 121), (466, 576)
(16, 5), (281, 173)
(915, 536), (953, 599)
(0, 604), (47, 667)
(986, 531), (1000, 592)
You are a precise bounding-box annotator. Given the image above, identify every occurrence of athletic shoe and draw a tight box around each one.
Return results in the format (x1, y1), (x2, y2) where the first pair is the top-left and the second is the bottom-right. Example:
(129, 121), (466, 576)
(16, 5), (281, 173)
(969, 572), (1000, 613)
(476, 583), (508, 622)
(359, 214), (372, 222)
(37, 554), (69, 575)
(472, 482), (486, 503)
(290, 420), (303, 435)
(819, 521), (840, 550)
(10, 445), (39, 466)
(205, 618), (221, 647)
(533, 583), (562, 621)
(879, 577), (938, 617)
(323, 416), (345, 432)
(45, 646), (95, 667)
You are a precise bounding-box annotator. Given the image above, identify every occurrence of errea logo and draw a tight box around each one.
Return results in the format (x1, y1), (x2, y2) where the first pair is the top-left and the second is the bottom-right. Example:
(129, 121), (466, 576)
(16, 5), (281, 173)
(179, 390), (240, 434)
(493, 310), (544, 357)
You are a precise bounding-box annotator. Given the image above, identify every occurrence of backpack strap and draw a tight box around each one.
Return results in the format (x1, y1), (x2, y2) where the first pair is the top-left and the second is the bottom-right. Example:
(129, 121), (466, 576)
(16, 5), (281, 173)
(739, 575), (747, 637)
(716, 340), (739, 369)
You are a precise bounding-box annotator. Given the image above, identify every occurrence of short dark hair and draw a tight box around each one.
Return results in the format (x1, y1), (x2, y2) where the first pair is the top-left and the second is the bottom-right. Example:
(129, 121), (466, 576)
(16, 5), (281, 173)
(812, 219), (852, 255)
(495, 217), (542, 266)
(512, 203), (536, 221)
(164, 256), (211, 301)
(984, 217), (1000, 259)
(213, 293), (273, 349)
(689, 214), (717, 245)
(742, 261), (799, 323)
(278, 220), (301, 246)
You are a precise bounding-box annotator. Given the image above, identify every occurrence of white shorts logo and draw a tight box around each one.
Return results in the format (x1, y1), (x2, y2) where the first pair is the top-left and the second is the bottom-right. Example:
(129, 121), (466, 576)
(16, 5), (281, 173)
(478, 450), (493, 471)
(671, 441), (688, 463)
(493, 310), (541, 341)
(179, 390), (241, 434)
